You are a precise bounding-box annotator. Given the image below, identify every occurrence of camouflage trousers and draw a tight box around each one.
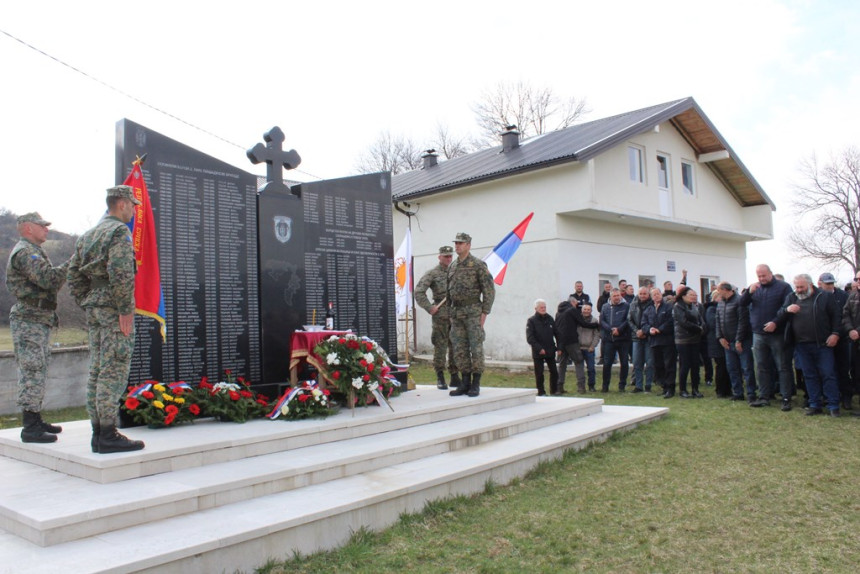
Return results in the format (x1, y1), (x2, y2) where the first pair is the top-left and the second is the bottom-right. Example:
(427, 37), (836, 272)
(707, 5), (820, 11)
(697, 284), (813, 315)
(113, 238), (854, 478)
(11, 317), (51, 411)
(430, 316), (457, 374)
(86, 307), (135, 426)
(450, 314), (485, 374)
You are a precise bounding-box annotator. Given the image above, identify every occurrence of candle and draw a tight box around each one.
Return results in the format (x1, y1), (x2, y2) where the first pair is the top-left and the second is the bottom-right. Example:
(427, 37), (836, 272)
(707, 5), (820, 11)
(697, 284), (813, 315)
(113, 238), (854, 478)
(312, 309), (316, 325)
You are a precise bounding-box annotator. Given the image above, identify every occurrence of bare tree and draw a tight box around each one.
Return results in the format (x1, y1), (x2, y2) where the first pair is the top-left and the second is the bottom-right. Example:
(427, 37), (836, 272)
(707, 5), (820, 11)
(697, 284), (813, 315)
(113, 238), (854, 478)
(432, 122), (478, 160)
(788, 147), (860, 273)
(354, 131), (424, 175)
(473, 81), (589, 145)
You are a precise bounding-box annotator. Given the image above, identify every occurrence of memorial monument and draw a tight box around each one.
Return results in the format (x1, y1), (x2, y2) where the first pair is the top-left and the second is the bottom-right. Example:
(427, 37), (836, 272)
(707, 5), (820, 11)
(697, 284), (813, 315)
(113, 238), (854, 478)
(116, 120), (396, 391)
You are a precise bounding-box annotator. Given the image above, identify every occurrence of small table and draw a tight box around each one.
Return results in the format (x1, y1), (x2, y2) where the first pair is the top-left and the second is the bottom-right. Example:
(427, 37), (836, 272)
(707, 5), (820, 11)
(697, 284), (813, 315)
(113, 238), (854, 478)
(288, 330), (349, 386)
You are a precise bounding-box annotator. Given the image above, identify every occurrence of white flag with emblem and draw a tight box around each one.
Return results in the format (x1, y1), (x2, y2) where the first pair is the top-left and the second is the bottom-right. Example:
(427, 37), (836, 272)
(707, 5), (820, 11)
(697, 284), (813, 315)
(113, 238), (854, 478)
(394, 229), (412, 315)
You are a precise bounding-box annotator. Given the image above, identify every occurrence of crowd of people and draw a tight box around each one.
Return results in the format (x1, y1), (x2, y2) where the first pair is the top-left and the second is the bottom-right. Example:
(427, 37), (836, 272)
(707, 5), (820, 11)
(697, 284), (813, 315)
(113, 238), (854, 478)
(524, 265), (860, 418)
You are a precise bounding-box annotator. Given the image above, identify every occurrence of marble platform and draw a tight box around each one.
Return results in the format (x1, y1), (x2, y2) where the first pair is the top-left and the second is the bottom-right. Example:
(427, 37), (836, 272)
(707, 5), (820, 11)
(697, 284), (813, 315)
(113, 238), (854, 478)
(0, 386), (667, 573)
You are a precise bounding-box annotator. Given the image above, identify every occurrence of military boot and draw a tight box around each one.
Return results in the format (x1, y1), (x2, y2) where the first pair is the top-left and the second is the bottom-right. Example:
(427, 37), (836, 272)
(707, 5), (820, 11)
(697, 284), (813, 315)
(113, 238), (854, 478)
(435, 370), (448, 390)
(468, 373), (482, 397)
(36, 412), (62, 434)
(21, 411), (57, 443)
(450, 373), (471, 396)
(98, 425), (145, 454)
(91, 421), (101, 453)
(450, 372), (462, 390)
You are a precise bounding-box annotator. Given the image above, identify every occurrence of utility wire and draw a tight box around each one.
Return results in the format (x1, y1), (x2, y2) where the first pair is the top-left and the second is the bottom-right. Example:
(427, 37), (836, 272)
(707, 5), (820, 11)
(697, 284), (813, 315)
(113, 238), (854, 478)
(0, 27), (323, 181)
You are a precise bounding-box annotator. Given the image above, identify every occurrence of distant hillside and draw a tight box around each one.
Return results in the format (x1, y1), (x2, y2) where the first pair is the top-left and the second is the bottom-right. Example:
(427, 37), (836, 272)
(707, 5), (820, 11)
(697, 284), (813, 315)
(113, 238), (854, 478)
(0, 208), (85, 327)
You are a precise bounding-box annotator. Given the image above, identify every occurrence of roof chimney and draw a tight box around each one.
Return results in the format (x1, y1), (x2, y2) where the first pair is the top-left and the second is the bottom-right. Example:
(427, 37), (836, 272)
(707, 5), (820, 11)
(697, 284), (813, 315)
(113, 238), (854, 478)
(501, 125), (520, 152)
(422, 149), (438, 169)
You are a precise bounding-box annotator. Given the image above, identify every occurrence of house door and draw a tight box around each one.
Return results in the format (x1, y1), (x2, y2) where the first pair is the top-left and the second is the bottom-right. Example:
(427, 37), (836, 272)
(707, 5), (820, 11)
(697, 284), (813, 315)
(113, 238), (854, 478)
(700, 276), (719, 299)
(659, 188), (673, 217)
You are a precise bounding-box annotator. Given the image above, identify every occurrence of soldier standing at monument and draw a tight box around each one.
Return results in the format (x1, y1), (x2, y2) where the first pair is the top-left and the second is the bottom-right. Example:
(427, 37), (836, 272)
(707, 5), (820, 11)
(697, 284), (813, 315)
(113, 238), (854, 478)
(447, 232), (495, 397)
(415, 245), (460, 390)
(6, 212), (68, 443)
(67, 185), (145, 454)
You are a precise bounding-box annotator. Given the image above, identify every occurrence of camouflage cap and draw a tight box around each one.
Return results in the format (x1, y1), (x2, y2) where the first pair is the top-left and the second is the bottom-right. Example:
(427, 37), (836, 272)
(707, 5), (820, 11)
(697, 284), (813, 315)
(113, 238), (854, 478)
(107, 184), (142, 205)
(453, 232), (471, 243)
(438, 245), (454, 255)
(17, 212), (51, 226)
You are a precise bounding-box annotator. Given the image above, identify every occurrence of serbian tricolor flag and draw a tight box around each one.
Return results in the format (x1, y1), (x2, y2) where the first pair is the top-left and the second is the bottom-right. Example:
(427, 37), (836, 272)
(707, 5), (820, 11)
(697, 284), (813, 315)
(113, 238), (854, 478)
(124, 158), (167, 340)
(482, 212), (534, 285)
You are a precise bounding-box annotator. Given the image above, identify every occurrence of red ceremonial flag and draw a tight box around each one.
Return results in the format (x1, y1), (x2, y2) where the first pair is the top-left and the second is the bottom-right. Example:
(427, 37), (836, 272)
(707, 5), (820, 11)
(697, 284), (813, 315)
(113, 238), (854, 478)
(123, 159), (166, 340)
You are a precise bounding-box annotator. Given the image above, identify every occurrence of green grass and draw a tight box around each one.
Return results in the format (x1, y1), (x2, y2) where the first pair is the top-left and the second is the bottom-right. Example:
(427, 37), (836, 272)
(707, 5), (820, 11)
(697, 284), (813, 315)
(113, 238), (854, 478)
(0, 326), (88, 352)
(259, 361), (860, 574)
(3, 361), (857, 573)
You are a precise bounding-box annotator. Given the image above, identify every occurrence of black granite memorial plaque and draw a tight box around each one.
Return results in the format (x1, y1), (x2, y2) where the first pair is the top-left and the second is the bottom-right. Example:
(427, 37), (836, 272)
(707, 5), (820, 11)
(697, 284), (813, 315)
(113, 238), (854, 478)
(292, 173), (397, 356)
(258, 193), (305, 384)
(116, 119), (261, 385)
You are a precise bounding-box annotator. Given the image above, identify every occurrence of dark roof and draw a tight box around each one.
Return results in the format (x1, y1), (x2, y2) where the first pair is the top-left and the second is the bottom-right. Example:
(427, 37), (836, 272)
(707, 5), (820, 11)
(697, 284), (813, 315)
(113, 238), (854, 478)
(392, 97), (774, 209)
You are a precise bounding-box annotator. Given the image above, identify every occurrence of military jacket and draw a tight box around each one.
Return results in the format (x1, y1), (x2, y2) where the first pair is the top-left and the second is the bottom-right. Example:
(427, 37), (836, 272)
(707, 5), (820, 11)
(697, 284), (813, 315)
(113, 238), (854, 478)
(415, 264), (450, 318)
(67, 216), (136, 314)
(5, 238), (66, 326)
(447, 253), (495, 318)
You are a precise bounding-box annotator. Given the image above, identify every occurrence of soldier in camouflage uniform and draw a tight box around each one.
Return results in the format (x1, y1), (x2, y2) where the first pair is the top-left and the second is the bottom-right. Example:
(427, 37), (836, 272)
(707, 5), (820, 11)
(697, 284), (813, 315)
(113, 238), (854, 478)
(415, 245), (459, 390)
(6, 212), (68, 443)
(67, 185), (145, 454)
(447, 232), (495, 397)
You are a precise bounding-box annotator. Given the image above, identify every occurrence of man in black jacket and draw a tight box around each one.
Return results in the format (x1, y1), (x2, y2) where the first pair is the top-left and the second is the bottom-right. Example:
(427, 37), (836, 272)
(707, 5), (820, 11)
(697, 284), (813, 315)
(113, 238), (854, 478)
(818, 273), (852, 410)
(628, 286), (654, 392)
(775, 274), (842, 416)
(526, 299), (558, 396)
(716, 283), (758, 404)
(740, 264), (793, 407)
(842, 271), (860, 415)
(555, 299), (600, 394)
(599, 289), (631, 392)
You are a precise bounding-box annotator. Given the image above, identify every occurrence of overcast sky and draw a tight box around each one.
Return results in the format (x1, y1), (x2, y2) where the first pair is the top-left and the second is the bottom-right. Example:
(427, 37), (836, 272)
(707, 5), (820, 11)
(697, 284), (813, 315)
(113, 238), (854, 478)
(2, 1), (859, 285)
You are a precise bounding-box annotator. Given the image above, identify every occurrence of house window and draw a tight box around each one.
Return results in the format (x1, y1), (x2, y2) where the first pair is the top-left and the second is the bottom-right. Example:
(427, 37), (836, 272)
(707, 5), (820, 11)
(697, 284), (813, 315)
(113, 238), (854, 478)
(638, 275), (656, 289)
(681, 161), (695, 196)
(700, 276), (719, 298)
(628, 146), (644, 183)
(656, 154), (670, 189)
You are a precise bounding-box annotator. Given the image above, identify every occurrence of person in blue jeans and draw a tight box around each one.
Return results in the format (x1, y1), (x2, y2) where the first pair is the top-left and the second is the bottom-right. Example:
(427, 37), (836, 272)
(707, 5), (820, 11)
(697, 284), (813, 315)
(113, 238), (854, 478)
(599, 289), (631, 392)
(576, 303), (601, 391)
(715, 283), (758, 403)
(739, 264), (793, 408)
(775, 274), (842, 416)
(628, 286), (655, 392)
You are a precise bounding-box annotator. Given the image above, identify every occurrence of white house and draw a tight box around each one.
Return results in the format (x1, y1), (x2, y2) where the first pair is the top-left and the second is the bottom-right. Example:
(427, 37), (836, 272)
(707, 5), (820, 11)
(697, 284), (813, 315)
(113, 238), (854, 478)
(392, 97), (775, 361)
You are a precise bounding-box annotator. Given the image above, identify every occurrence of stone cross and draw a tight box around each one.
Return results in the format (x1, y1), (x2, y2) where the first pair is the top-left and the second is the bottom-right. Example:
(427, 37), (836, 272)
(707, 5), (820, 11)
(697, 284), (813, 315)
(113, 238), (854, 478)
(247, 126), (302, 195)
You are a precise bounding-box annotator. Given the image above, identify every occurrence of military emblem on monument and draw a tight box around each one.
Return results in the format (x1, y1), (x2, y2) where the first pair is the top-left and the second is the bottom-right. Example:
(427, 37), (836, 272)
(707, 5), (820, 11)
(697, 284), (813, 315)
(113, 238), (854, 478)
(274, 215), (292, 243)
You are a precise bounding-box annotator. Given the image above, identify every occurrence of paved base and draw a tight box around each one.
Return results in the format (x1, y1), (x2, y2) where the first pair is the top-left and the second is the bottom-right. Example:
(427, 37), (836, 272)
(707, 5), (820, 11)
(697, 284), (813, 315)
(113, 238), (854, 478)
(0, 386), (667, 573)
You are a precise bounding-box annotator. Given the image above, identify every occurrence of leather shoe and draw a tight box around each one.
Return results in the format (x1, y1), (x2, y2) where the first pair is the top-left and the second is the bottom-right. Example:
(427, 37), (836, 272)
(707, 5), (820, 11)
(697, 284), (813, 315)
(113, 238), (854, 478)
(781, 399), (792, 412)
(679, 391), (692, 398)
(729, 395), (746, 401)
(750, 399), (770, 408)
(631, 388), (644, 394)
(804, 407), (824, 416)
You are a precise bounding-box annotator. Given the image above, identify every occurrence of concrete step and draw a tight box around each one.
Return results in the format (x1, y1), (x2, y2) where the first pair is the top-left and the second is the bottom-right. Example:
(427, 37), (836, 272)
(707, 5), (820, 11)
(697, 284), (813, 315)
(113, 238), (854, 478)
(0, 385), (537, 484)
(0, 394), (603, 546)
(0, 404), (666, 574)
